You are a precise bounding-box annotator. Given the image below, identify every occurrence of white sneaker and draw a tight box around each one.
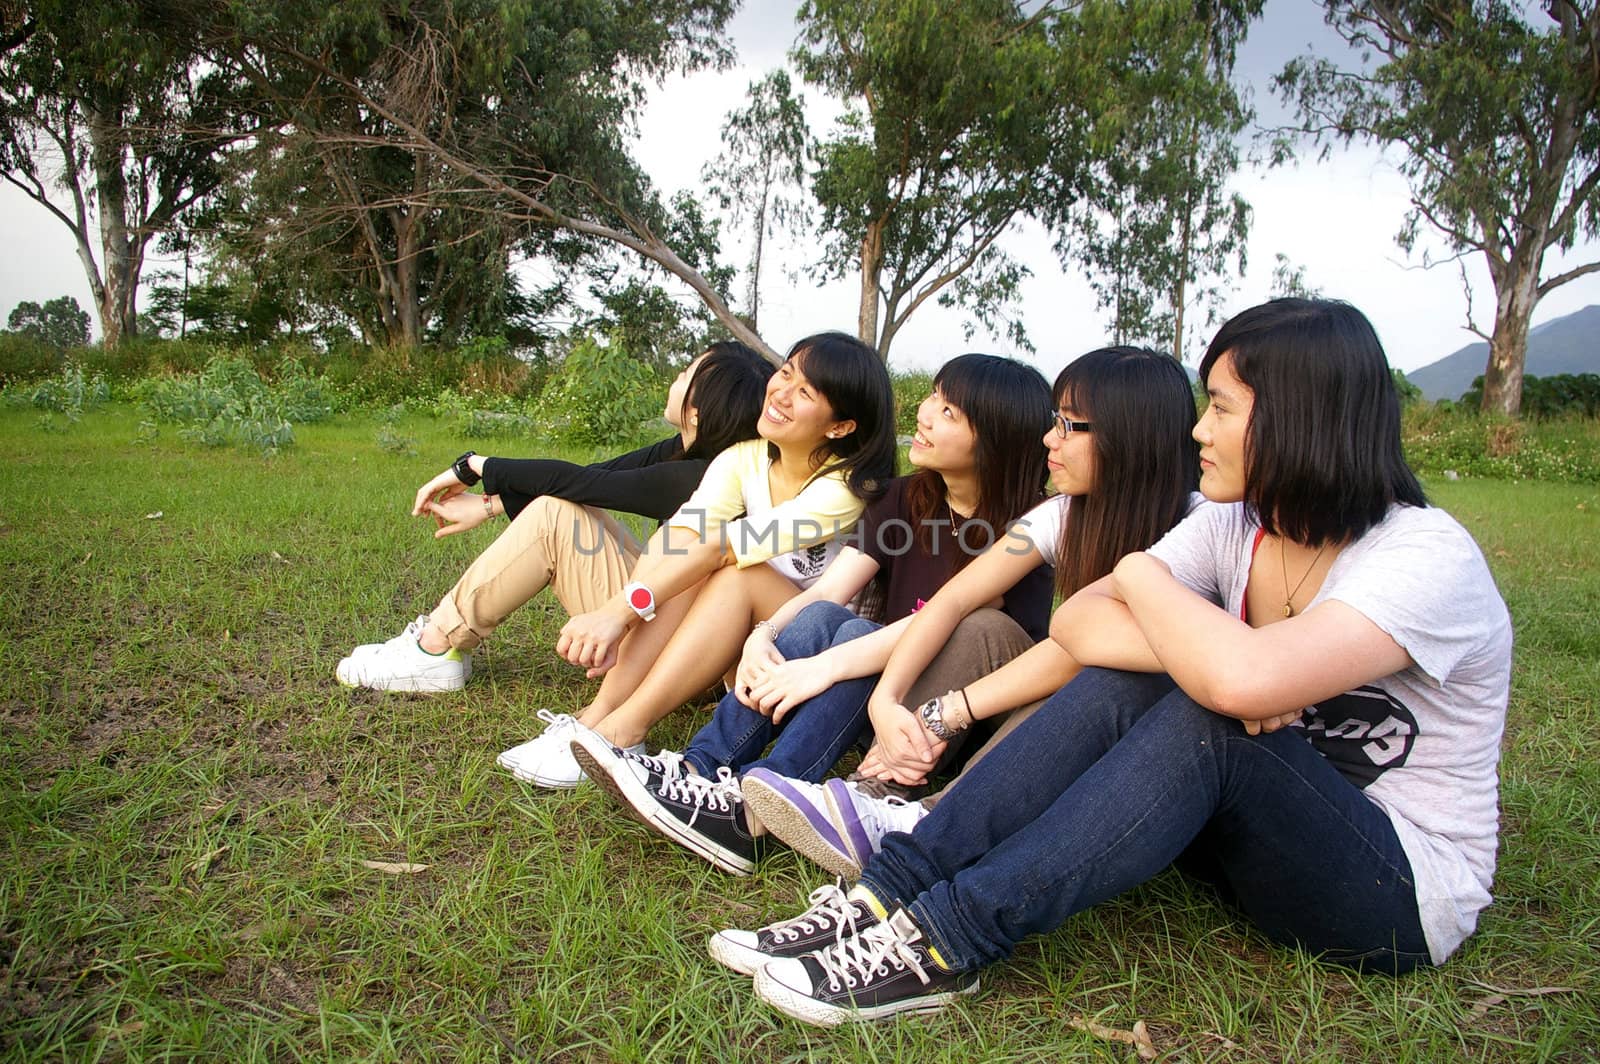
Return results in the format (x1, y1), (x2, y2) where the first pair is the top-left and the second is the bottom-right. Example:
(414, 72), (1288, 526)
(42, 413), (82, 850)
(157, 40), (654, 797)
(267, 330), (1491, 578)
(343, 616), (472, 679)
(336, 618), (468, 691)
(825, 779), (929, 871)
(498, 711), (645, 790)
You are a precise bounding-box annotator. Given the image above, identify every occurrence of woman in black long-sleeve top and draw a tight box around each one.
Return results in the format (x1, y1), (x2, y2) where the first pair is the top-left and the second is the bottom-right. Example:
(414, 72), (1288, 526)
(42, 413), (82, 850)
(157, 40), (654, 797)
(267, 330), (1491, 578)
(336, 342), (773, 692)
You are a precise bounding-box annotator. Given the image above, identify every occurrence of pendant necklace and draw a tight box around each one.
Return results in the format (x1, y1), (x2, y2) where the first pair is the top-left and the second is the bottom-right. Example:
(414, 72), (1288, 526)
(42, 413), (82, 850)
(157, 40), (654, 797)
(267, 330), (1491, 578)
(1280, 538), (1329, 618)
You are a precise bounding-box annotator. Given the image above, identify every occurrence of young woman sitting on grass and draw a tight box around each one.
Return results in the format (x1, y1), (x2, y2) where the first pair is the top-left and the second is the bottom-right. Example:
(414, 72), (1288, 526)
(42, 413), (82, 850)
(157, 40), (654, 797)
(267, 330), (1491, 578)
(738, 345), (1201, 881)
(720, 298), (1512, 1027)
(498, 331), (897, 789)
(567, 353), (1054, 874)
(336, 341), (773, 692)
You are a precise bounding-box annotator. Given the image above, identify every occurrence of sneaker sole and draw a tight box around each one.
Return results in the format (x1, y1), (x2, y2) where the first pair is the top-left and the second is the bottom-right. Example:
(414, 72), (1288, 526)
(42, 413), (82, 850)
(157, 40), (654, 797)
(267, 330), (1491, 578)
(706, 931), (767, 976)
(742, 771), (859, 880)
(752, 964), (978, 1026)
(569, 733), (652, 828)
(582, 748), (755, 876)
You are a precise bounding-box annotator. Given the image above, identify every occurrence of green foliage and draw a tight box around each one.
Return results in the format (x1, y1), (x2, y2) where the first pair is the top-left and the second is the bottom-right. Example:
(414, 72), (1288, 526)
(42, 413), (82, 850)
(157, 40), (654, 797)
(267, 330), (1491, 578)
(1066, 0), (1261, 360)
(540, 333), (662, 446)
(703, 69), (812, 327)
(1391, 368), (1422, 407)
(1403, 404), (1600, 484)
(5, 296), (91, 348)
(3, 363), (111, 433)
(0, 331), (65, 387)
(375, 403), (418, 457)
(137, 356), (332, 455)
(891, 370), (936, 438)
(1459, 373), (1600, 420)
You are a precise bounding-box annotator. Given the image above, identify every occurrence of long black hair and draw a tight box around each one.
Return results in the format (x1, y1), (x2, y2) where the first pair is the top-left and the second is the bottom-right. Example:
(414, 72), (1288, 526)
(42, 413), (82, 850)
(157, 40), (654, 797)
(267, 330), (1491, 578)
(1199, 298), (1426, 547)
(781, 331), (897, 503)
(678, 341), (774, 463)
(905, 353), (1051, 566)
(1054, 346), (1199, 598)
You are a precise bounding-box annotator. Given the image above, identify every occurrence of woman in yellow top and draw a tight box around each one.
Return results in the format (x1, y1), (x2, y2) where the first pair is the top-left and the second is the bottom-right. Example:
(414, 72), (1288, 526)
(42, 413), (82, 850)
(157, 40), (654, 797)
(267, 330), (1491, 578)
(500, 331), (897, 788)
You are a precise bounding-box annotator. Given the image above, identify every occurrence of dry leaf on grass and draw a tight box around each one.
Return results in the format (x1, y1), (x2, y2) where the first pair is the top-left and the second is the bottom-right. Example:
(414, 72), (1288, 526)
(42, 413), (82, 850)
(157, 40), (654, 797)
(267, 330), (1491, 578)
(184, 845), (229, 878)
(144, 511), (163, 520)
(1203, 1031), (1243, 1051)
(1070, 1016), (1157, 1060)
(361, 860), (429, 874)
(1467, 982), (1579, 1019)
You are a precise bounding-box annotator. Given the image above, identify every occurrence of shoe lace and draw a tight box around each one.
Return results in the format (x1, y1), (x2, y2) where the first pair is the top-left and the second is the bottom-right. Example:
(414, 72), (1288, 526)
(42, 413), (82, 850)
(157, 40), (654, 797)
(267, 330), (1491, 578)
(854, 790), (919, 840)
(768, 882), (860, 946)
(535, 709), (577, 732)
(630, 747), (686, 782)
(656, 766), (741, 818)
(812, 918), (928, 993)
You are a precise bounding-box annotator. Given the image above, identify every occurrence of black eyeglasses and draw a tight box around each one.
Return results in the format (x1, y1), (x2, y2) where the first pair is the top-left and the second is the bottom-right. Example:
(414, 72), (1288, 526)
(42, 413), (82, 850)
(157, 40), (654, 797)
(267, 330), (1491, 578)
(1051, 411), (1093, 437)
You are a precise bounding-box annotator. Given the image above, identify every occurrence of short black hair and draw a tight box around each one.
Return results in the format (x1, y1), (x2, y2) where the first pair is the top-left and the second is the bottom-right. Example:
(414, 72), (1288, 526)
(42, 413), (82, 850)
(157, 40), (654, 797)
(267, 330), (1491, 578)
(679, 341), (773, 463)
(1200, 298), (1426, 547)
(784, 331), (897, 502)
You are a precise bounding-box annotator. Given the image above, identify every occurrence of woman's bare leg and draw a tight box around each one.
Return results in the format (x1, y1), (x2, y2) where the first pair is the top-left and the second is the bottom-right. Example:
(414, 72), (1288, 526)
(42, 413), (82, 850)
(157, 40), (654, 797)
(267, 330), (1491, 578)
(590, 563), (800, 748)
(574, 573), (707, 729)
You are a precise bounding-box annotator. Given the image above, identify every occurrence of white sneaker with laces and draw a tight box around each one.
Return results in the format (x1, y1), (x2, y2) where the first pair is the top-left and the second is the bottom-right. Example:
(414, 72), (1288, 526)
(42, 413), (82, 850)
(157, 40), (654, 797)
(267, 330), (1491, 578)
(497, 710), (644, 790)
(335, 616), (469, 691)
(825, 778), (929, 870)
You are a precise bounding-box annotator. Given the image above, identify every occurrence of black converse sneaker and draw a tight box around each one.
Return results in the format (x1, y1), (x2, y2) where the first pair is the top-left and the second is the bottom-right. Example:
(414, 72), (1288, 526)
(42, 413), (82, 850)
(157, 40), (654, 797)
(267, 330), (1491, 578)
(708, 881), (883, 976)
(753, 908), (979, 1026)
(605, 762), (760, 875)
(569, 726), (687, 827)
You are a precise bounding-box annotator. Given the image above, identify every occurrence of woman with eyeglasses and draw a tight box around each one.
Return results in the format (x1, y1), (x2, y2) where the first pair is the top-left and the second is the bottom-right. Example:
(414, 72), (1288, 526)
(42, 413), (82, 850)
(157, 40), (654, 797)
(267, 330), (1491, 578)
(739, 346), (1201, 878)
(731, 299), (1511, 1027)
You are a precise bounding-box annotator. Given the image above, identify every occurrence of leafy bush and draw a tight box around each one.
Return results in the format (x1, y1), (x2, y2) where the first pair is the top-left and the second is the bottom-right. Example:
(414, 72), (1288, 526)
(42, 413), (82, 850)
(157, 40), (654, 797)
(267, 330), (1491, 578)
(1402, 404), (1600, 484)
(891, 370), (934, 438)
(375, 403), (418, 457)
(137, 355), (332, 455)
(540, 332), (662, 446)
(0, 331), (67, 386)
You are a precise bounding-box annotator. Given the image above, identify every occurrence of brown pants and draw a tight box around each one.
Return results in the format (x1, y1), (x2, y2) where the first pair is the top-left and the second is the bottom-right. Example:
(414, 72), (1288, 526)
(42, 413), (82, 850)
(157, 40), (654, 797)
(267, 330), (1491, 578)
(851, 608), (1037, 800)
(430, 496), (642, 652)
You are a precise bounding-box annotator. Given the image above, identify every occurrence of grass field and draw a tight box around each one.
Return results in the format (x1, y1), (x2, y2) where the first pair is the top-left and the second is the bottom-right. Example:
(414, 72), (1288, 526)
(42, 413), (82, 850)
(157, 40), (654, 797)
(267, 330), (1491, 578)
(2, 405), (1597, 1061)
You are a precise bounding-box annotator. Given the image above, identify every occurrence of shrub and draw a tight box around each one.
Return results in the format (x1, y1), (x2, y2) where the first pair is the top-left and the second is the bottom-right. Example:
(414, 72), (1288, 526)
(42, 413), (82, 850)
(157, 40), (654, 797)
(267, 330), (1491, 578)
(1402, 404), (1600, 484)
(137, 355), (331, 456)
(540, 332), (661, 446)
(891, 370), (934, 439)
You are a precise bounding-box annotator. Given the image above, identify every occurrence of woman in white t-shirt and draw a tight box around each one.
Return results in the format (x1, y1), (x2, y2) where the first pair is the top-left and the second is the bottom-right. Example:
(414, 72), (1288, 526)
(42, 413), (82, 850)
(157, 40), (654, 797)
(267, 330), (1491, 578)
(723, 298), (1513, 1027)
(499, 331), (897, 788)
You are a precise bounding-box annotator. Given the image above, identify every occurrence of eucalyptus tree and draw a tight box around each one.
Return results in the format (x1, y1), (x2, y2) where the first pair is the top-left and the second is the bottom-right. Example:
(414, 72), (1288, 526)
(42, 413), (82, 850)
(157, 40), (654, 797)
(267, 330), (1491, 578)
(0, 1), (252, 346)
(702, 69), (811, 332)
(1278, 0), (1600, 415)
(199, 0), (763, 355)
(795, 0), (1073, 360)
(1063, 0), (1259, 362)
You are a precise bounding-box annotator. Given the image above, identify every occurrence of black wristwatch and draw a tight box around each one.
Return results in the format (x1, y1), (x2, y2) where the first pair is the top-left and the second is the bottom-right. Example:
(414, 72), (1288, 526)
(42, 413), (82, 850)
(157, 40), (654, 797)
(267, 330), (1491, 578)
(451, 451), (481, 487)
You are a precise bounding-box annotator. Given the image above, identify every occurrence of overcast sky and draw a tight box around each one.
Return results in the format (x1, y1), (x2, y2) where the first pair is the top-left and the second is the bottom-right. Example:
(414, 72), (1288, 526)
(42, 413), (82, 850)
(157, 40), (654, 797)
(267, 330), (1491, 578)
(2, 1), (1595, 376)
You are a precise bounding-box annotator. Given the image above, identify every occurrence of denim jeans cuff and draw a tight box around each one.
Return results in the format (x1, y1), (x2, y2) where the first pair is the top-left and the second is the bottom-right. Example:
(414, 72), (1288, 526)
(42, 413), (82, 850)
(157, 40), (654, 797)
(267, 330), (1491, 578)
(908, 896), (975, 975)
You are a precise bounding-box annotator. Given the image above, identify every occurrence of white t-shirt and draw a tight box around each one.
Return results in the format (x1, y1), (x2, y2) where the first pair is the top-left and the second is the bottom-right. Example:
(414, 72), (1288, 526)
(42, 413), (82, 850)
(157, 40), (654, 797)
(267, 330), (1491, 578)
(1017, 491), (1207, 567)
(1147, 501), (1513, 964)
(667, 439), (866, 588)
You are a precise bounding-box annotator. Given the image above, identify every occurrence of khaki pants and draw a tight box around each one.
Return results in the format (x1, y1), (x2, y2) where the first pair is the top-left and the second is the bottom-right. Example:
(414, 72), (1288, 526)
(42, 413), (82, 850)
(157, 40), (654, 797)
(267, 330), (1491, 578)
(430, 496), (642, 652)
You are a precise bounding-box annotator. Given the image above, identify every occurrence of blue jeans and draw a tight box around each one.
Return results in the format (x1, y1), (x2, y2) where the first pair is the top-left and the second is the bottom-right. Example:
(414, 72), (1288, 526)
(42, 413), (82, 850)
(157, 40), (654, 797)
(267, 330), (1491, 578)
(860, 667), (1432, 975)
(682, 602), (879, 782)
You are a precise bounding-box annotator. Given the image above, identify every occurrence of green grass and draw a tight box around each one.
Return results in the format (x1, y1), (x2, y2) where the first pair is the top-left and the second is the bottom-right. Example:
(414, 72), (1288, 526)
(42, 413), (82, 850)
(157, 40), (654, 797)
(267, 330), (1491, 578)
(2, 406), (1597, 1061)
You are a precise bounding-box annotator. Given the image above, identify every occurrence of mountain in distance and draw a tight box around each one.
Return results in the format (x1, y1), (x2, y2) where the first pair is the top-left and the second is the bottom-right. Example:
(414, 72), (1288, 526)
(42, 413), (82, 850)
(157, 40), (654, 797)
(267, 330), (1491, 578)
(1404, 304), (1600, 402)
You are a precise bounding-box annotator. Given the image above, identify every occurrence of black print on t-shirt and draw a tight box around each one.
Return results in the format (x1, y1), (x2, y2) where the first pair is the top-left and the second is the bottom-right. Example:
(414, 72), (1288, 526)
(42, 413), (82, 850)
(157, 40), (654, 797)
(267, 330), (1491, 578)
(1298, 685), (1418, 789)
(792, 543), (829, 579)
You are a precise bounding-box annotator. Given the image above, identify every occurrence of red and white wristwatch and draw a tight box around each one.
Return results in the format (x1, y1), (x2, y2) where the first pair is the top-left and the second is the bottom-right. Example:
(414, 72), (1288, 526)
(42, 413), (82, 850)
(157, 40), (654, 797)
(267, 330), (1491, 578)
(622, 581), (656, 622)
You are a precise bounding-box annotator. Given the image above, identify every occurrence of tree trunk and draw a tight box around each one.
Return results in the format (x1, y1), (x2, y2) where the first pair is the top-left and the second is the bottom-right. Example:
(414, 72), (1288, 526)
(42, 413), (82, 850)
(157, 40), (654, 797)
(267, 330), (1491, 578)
(86, 103), (140, 346)
(394, 208), (422, 348)
(858, 219), (885, 354)
(1480, 251), (1539, 415)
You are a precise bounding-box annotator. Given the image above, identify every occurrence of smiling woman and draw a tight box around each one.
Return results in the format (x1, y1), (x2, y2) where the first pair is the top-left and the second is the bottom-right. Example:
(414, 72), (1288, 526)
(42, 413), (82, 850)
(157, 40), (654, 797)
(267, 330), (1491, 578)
(728, 299), (1514, 1028)
(495, 331), (898, 789)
